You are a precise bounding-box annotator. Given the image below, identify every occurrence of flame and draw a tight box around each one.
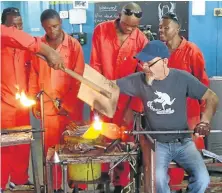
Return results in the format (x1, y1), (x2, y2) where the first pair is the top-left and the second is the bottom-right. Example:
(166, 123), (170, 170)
(15, 91), (36, 107)
(93, 115), (103, 131)
(82, 115), (103, 139)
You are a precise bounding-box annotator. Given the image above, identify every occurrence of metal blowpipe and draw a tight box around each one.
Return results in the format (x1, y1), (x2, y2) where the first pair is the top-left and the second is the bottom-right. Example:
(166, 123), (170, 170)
(1, 129), (45, 134)
(124, 130), (222, 135)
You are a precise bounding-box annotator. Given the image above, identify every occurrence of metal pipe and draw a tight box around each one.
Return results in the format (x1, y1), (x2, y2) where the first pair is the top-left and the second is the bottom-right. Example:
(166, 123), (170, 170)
(109, 154), (129, 173)
(125, 130), (222, 135)
(1, 129), (45, 134)
(39, 89), (47, 193)
(62, 162), (68, 193)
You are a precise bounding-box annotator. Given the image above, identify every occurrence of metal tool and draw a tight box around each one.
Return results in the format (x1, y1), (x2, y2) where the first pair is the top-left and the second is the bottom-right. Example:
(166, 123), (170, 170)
(124, 130), (222, 135)
(93, 145), (106, 150)
(105, 139), (121, 152)
(1, 129), (45, 135)
(109, 154), (130, 174)
(202, 149), (222, 163)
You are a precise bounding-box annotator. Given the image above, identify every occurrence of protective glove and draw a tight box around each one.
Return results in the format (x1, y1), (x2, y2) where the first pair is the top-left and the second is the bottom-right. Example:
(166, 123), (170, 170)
(194, 122), (211, 136)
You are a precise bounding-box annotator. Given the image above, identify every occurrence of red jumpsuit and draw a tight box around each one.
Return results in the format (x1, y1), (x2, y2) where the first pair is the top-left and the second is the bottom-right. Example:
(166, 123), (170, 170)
(167, 37), (210, 190)
(90, 20), (148, 187)
(1, 25), (40, 190)
(29, 32), (85, 189)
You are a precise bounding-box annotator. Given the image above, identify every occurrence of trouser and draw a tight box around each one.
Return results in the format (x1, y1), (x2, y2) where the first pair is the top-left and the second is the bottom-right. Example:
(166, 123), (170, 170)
(44, 115), (86, 190)
(156, 138), (210, 193)
(1, 102), (30, 190)
(169, 116), (205, 190)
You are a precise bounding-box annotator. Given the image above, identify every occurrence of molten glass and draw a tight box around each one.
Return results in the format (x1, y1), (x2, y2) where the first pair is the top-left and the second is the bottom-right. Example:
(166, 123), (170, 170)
(82, 121), (129, 140)
(81, 125), (101, 139)
(100, 123), (122, 139)
(15, 91), (36, 107)
(82, 114), (130, 140)
(82, 115), (103, 139)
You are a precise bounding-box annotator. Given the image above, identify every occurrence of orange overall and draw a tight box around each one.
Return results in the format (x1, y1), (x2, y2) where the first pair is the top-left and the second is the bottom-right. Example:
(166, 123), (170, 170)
(29, 32), (85, 189)
(167, 37), (210, 190)
(90, 20), (148, 186)
(1, 25), (40, 190)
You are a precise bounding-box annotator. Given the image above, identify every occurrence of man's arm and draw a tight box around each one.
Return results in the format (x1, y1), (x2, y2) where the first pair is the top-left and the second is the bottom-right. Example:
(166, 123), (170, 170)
(200, 89), (219, 124)
(1, 25), (64, 70)
(90, 25), (102, 73)
(116, 73), (142, 97)
(185, 71), (219, 135)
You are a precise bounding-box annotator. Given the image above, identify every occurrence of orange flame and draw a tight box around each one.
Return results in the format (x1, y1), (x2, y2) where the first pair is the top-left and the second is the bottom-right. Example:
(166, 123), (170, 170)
(82, 115), (103, 139)
(93, 115), (103, 131)
(15, 91), (36, 107)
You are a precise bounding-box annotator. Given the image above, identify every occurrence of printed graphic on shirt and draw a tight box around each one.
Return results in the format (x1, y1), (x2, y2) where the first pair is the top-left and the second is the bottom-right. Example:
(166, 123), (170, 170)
(147, 90), (176, 114)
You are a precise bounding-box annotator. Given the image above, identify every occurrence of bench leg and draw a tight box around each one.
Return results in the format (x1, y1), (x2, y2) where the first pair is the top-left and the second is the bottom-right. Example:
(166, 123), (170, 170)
(31, 140), (41, 193)
(105, 181), (110, 193)
(46, 161), (53, 193)
(63, 162), (68, 193)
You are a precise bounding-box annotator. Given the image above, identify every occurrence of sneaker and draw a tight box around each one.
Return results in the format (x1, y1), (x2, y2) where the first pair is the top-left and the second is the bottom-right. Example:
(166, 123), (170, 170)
(0, 188), (4, 193)
(9, 182), (16, 190)
(9, 181), (34, 191)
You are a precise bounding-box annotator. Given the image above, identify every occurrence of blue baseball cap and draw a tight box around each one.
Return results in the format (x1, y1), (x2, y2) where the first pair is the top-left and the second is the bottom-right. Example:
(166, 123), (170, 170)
(135, 40), (169, 62)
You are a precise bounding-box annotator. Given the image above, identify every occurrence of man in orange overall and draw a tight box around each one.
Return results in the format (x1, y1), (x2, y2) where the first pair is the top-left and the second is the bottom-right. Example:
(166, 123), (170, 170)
(29, 9), (85, 193)
(1, 8), (64, 193)
(90, 3), (148, 193)
(159, 12), (210, 193)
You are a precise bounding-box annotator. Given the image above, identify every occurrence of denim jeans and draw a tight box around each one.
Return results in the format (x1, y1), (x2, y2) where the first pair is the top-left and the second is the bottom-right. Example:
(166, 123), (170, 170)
(156, 138), (210, 193)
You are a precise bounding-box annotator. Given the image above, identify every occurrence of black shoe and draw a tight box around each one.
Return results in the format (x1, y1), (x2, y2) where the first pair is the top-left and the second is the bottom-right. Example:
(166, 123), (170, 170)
(171, 190), (182, 193)
(72, 187), (84, 193)
(114, 186), (123, 193)
(54, 189), (64, 193)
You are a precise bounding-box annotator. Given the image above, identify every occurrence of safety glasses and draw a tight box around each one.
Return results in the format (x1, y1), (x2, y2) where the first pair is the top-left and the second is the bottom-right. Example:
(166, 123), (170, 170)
(5, 8), (20, 14)
(138, 58), (162, 69)
(123, 8), (142, 18)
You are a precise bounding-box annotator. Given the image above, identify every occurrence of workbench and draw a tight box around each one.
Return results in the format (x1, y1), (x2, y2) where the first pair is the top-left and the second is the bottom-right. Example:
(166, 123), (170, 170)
(46, 143), (141, 193)
(0, 130), (41, 193)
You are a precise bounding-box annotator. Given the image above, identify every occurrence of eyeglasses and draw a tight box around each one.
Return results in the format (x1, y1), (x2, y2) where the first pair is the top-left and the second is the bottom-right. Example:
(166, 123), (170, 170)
(123, 9), (142, 18)
(148, 58), (162, 67)
(138, 58), (162, 69)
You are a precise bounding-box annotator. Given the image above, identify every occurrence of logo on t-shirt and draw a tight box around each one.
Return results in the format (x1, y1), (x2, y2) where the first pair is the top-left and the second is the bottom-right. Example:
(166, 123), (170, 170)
(147, 90), (176, 114)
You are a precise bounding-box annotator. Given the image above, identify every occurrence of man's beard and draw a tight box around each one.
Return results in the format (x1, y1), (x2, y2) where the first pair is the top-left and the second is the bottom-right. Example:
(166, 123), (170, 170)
(146, 75), (155, 86)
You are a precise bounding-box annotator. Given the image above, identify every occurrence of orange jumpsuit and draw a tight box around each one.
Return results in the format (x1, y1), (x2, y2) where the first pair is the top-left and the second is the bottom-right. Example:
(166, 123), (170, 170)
(167, 37), (210, 190)
(1, 25), (40, 190)
(29, 32), (84, 189)
(90, 20), (148, 187)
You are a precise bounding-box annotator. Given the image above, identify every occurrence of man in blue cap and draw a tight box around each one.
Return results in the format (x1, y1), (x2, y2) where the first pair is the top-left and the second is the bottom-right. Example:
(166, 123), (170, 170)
(115, 40), (219, 193)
